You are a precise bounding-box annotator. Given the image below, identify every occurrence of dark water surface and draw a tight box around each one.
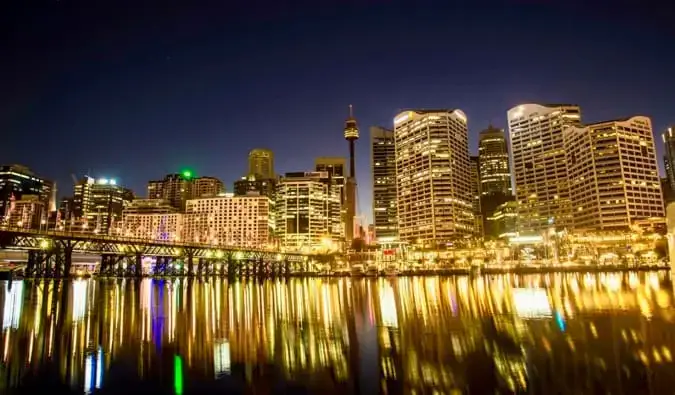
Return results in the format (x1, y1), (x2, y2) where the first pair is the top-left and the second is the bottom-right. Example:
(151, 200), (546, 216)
(0, 272), (674, 394)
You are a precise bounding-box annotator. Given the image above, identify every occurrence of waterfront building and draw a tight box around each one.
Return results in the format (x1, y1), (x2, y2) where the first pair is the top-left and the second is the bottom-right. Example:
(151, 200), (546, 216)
(72, 176), (134, 234)
(248, 148), (275, 178)
(564, 116), (664, 231)
(0, 164), (54, 225)
(147, 171), (194, 210)
(486, 200), (518, 239)
(370, 126), (398, 242)
(5, 195), (45, 230)
(507, 103), (581, 233)
(276, 172), (342, 252)
(315, 157), (347, 240)
(184, 194), (273, 248)
(393, 109), (474, 246)
(121, 199), (183, 241)
(193, 176), (225, 198)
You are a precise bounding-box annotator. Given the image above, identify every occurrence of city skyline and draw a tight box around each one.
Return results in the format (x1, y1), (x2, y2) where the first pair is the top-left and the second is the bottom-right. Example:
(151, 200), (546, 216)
(3, 3), (675, 224)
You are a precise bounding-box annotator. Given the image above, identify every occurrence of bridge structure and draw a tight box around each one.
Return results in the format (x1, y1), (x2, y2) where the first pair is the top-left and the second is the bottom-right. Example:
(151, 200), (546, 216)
(0, 228), (322, 278)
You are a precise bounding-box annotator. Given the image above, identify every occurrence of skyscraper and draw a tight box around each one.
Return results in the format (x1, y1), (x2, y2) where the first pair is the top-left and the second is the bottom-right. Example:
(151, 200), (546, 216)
(477, 125), (514, 238)
(73, 176), (134, 234)
(370, 126), (398, 241)
(276, 172), (342, 252)
(344, 106), (359, 245)
(147, 172), (195, 210)
(507, 103), (581, 233)
(193, 176), (225, 198)
(564, 116), (664, 230)
(248, 148), (275, 178)
(662, 126), (675, 192)
(394, 109), (473, 246)
(0, 164), (54, 224)
(478, 126), (512, 195)
(469, 155), (483, 237)
(315, 157), (347, 239)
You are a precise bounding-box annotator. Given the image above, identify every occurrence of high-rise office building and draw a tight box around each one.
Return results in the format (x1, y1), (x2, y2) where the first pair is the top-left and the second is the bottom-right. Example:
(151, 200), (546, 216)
(248, 148), (275, 178)
(662, 126), (675, 193)
(0, 164), (54, 225)
(343, 106), (359, 245)
(477, 125), (514, 238)
(486, 201), (518, 239)
(121, 199), (183, 242)
(564, 116), (664, 230)
(507, 103), (581, 233)
(147, 172), (194, 210)
(193, 176), (225, 198)
(233, 175), (277, 198)
(370, 126), (398, 241)
(184, 194), (273, 248)
(276, 172), (342, 252)
(478, 125), (512, 195)
(315, 157), (347, 239)
(469, 155), (483, 237)
(72, 176), (134, 234)
(394, 109), (474, 246)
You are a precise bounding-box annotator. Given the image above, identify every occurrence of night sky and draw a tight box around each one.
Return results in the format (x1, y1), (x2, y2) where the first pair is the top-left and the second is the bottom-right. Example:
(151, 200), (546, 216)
(2, 1), (675, 223)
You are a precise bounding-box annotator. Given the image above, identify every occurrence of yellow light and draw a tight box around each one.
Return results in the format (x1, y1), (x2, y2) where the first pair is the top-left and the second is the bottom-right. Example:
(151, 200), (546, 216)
(39, 240), (50, 249)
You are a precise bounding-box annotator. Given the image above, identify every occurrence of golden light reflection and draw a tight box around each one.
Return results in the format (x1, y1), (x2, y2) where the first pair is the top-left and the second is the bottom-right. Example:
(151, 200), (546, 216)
(0, 272), (672, 393)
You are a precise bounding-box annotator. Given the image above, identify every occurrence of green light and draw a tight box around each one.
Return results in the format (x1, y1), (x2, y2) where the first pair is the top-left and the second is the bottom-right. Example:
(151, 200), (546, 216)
(182, 170), (192, 179)
(174, 355), (183, 395)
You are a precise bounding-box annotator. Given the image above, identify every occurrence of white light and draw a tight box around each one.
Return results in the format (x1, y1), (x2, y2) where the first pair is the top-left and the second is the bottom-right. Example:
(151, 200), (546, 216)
(512, 288), (552, 318)
(72, 280), (88, 322)
(453, 109), (467, 123)
(214, 340), (231, 377)
(97, 178), (109, 185)
(2, 281), (23, 330)
(109, 179), (117, 185)
(84, 353), (94, 393)
(394, 112), (410, 125)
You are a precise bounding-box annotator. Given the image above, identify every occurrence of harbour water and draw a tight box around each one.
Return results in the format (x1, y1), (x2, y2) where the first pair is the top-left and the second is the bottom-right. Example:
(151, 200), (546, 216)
(0, 271), (674, 394)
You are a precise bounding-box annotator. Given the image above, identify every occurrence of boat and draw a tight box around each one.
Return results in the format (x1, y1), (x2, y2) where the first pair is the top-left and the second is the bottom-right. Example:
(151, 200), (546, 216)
(383, 264), (399, 276)
(469, 264), (482, 276)
(350, 264), (365, 277)
(365, 264), (379, 277)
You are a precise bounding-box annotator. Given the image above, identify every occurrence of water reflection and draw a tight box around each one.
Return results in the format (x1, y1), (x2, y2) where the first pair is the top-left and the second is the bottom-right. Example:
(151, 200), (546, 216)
(0, 272), (673, 394)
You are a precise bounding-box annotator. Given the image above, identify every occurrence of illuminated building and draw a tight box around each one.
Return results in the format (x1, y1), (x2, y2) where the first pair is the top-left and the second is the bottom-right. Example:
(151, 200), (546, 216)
(0, 164), (54, 225)
(663, 126), (675, 191)
(147, 171), (194, 210)
(344, 106), (359, 245)
(184, 194), (273, 247)
(193, 176), (225, 198)
(486, 201), (518, 239)
(370, 126), (398, 241)
(316, 157), (347, 240)
(478, 126), (514, 238)
(248, 148), (275, 178)
(5, 195), (45, 230)
(276, 172), (341, 252)
(564, 116), (664, 230)
(470, 155), (483, 237)
(121, 199), (183, 241)
(233, 174), (276, 199)
(72, 176), (134, 234)
(393, 109), (474, 246)
(507, 103), (581, 233)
